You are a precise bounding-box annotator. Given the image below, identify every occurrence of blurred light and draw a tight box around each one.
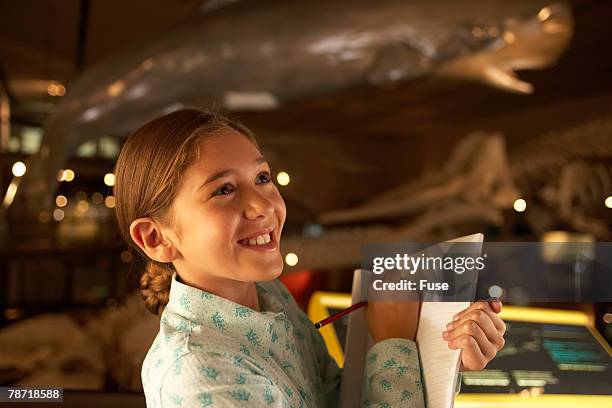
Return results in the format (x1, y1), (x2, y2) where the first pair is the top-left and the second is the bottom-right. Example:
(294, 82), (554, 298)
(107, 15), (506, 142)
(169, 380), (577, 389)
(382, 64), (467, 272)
(55, 195), (68, 207)
(603, 313), (612, 324)
(486, 26), (499, 36)
(99, 136), (120, 158)
(76, 200), (89, 213)
(276, 171), (290, 186)
(503, 31), (516, 44)
(3, 182), (18, 207)
(126, 84), (148, 99)
(285, 252), (298, 266)
(76, 191), (87, 201)
(12, 161), (26, 177)
(53, 208), (65, 221)
(120, 250), (133, 263)
(107, 81), (125, 97)
(488, 285), (503, 298)
(104, 173), (115, 186)
(141, 58), (154, 71)
(303, 223), (324, 237)
(513, 198), (527, 212)
(605, 196), (612, 208)
(104, 195), (116, 208)
(471, 27), (483, 37)
(38, 211), (50, 223)
(541, 231), (594, 264)
(92, 192), (104, 204)
(76, 140), (97, 157)
(538, 7), (551, 22)
(63, 169), (75, 182)
(47, 83), (66, 97)
(21, 127), (43, 154)
(83, 107), (101, 122)
(542, 230), (593, 244)
(57, 169), (65, 182)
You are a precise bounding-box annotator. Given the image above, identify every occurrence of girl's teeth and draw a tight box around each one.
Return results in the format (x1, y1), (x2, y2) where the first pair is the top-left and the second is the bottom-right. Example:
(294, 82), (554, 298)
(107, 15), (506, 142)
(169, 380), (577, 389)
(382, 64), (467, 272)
(243, 233), (272, 246)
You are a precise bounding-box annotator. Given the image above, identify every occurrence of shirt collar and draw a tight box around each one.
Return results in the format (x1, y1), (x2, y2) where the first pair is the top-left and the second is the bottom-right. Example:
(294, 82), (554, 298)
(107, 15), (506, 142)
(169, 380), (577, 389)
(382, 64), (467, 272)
(166, 271), (287, 329)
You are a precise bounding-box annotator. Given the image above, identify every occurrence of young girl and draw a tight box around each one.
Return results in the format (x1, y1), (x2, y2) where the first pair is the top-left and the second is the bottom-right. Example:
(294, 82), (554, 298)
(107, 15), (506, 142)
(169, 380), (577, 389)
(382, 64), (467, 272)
(114, 109), (505, 407)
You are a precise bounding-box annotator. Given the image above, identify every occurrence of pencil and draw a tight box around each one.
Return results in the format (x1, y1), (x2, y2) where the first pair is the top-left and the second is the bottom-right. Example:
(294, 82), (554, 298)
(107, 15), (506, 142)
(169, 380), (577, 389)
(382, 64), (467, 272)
(314, 301), (367, 329)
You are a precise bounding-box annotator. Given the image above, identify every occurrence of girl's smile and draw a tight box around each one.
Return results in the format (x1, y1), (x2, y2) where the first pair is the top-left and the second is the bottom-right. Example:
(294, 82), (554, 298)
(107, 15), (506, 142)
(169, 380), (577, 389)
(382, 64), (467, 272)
(237, 226), (279, 251)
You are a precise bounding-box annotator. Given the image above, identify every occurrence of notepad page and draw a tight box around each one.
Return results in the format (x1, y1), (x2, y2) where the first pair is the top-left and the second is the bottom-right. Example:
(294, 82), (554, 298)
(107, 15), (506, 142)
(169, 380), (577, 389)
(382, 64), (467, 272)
(417, 301), (468, 408)
(416, 233), (482, 408)
(339, 269), (369, 408)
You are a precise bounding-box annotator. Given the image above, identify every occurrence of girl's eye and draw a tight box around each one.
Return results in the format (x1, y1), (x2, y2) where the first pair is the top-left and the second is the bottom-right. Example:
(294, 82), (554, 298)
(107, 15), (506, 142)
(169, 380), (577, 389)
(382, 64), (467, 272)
(213, 183), (235, 196)
(257, 171), (272, 184)
(212, 172), (271, 197)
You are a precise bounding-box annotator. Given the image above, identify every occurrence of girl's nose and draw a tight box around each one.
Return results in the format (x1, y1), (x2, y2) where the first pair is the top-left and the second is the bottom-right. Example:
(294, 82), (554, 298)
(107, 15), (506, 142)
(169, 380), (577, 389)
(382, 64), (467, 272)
(243, 188), (274, 220)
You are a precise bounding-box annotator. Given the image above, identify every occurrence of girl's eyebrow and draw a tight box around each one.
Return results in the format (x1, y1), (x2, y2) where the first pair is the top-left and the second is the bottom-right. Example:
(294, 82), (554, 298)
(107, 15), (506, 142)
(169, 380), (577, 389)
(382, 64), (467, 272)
(198, 156), (268, 191)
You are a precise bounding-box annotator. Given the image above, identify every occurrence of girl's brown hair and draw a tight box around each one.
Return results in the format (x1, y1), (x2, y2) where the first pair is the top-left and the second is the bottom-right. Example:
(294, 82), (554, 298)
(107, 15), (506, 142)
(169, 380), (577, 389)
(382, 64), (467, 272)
(113, 108), (258, 315)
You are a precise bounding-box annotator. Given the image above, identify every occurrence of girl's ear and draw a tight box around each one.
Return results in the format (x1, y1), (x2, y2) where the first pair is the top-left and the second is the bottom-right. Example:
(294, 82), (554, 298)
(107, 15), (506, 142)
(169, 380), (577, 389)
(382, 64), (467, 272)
(129, 217), (179, 263)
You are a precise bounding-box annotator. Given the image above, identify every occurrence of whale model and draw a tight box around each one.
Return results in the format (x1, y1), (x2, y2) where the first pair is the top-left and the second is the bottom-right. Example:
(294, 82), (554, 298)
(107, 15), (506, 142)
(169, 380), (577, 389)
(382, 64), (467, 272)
(5, 0), (573, 218)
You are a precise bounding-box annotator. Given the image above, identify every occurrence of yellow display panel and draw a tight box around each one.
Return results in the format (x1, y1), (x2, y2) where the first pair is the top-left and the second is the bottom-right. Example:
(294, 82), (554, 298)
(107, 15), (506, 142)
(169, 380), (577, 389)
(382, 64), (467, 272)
(307, 291), (351, 367)
(454, 394), (612, 408)
(456, 306), (611, 407)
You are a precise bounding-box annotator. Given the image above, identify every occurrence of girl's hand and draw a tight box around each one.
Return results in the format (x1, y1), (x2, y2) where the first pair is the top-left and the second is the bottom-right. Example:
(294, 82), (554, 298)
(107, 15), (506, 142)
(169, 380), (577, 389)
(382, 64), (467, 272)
(366, 301), (421, 343)
(442, 300), (506, 371)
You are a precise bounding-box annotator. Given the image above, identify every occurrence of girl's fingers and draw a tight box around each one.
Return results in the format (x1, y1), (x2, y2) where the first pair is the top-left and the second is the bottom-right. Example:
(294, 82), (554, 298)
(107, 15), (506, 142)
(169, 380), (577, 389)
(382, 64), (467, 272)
(487, 309), (506, 334)
(452, 301), (493, 322)
(444, 319), (498, 360)
(452, 301), (506, 335)
(446, 309), (505, 350)
(444, 300), (507, 372)
(448, 334), (488, 371)
(489, 299), (503, 314)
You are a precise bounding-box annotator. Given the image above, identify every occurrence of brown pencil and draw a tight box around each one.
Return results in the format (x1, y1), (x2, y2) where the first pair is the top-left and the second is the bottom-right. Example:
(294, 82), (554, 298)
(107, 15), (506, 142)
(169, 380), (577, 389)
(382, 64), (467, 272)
(314, 301), (368, 329)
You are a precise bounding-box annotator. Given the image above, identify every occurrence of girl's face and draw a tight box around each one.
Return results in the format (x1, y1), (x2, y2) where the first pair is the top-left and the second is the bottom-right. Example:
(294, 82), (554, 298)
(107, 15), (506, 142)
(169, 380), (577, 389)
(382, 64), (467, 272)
(168, 129), (286, 284)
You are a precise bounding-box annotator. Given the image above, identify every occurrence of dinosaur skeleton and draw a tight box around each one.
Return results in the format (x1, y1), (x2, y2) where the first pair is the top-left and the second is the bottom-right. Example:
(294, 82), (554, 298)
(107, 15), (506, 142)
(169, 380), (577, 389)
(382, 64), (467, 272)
(281, 119), (611, 273)
(512, 119), (612, 238)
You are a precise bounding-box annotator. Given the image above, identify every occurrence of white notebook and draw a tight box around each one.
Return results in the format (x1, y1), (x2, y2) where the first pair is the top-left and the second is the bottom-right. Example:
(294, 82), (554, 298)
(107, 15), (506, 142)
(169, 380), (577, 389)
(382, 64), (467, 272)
(339, 233), (483, 408)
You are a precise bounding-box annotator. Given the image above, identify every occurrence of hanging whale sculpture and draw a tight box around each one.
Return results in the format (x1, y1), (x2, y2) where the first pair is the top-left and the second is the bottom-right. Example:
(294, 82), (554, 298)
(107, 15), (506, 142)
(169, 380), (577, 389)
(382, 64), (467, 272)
(6, 0), (573, 218)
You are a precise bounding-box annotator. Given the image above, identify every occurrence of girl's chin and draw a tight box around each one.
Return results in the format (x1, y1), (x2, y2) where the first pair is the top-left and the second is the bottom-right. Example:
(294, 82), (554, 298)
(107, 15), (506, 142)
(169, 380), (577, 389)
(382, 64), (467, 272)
(255, 266), (283, 281)
(239, 255), (284, 279)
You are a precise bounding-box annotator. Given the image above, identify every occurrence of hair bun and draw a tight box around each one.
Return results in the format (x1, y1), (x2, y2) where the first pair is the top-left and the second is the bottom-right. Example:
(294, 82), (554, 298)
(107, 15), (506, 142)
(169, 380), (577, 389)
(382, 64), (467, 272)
(140, 263), (173, 315)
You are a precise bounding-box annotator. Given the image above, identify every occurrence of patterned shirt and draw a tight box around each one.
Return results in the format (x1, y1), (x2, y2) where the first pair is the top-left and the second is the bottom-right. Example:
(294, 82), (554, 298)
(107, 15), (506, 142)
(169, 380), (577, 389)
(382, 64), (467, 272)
(141, 272), (424, 407)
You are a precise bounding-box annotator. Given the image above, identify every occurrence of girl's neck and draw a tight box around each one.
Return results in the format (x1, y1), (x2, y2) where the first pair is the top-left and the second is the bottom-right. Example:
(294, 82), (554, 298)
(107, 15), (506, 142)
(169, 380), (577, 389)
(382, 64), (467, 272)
(177, 271), (260, 312)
